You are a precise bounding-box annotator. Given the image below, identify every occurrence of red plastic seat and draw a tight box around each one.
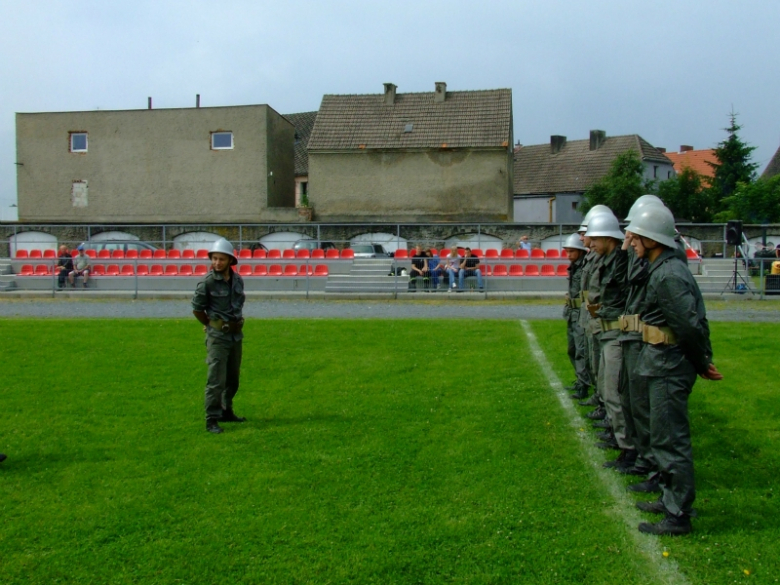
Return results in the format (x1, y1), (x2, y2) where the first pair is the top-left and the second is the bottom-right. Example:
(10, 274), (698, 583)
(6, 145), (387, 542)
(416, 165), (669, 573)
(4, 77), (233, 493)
(196, 249), (209, 259)
(164, 265), (178, 276)
(111, 250), (125, 259)
(43, 249), (56, 258)
(182, 249), (195, 259)
(546, 249), (560, 259)
(268, 264), (283, 276)
(149, 264), (164, 276)
(125, 250), (139, 259)
(179, 265), (193, 276)
(283, 264), (298, 276)
(136, 265), (149, 276)
(194, 265), (209, 276)
(394, 249), (408, 259)
(525, 265), (540, 276)
(298, 264), (313, 276)
(492, 264), (508, 276)
(238, 265), (252, 276)
(531, 249), (545, 258)
(85, 249), (97, 258)
(15, 250), (28, 259)
(296, 249), (311, 259)
(19, 264), (34, 276)
(500, 249), (514, 259)
(485, 249), (499, 258)
(482, 264), (492, 276)
(541, 264), (556, 276)
(429, 248), (438, 256)
(29, 249), (43, 259)
(121, 265), (135, 276)
(105, 264), (120, 276)
(268, 249), (282, 259)
(686, 248), (700, 260)
(557, 264), (569, 276)
(509, 264), (524, 276)
(253, 249), (267, 259)
(34, 264), (50, 275)
(311, 249), (325, 259)
(98, 249), (111, 259)
(439, 248), (450, 257)
(341, 249), (355, 259)
(471, 249), (483, 258)
(253, 264), (268, 276)
(282, 249), (296, 259)
(91, 265), (105, 276)
(238, 249), (252, 259)
(313, 264), (329, 277)
(153, 250), (166, 259)
(516, 249), (529, 259)
(325, 249), (340, 259)
(168, 249), (181, 259)
(140, 250), (153, 259)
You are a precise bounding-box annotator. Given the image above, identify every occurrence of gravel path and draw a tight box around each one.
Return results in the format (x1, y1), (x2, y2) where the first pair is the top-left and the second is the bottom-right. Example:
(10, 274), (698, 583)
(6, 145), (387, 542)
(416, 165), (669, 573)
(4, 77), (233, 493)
(0, 298), (778, 322)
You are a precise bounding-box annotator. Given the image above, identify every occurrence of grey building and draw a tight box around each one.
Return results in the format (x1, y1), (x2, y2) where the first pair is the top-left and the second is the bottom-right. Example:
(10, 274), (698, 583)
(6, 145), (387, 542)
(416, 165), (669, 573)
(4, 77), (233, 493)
(15, 104), (296, 223)
(513, 131), (674, 222)
(762, 144), (780, 179)
(285, 110), (317, 207)
(307, 82), (514, 222)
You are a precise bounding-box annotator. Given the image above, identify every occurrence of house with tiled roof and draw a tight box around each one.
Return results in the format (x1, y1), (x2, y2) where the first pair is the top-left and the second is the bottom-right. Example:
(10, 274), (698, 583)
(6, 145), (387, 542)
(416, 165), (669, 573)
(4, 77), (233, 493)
(284, 111), (317, 207)
(513, 131), (674, 222)
(307, 82), (513, 221)
(663, 145), (717, 179)
(762, 144), (780, 179)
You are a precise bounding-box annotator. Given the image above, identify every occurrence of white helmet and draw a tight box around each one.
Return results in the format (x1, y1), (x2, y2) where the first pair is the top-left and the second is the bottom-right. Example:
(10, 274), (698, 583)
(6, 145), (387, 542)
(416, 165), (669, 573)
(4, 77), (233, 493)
(585, 213), (624, 240)
(562, 233), (588, 252)
(578, 204), (613, 232)
(625, 205), (677, 249)
(625, 194), (664, 222)
(208, 238), (237, 265)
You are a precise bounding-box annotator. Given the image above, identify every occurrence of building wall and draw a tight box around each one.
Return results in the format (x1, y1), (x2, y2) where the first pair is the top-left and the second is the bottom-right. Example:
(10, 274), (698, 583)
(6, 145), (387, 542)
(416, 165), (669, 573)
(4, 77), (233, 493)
(513, 196), (555, 223)
(16, 105), (295, 223)
(309, 148), (512, 222)
(643, 161), (675, 183)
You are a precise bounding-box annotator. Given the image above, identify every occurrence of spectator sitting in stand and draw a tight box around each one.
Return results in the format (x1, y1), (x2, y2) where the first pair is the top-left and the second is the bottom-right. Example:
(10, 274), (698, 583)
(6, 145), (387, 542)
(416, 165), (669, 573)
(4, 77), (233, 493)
(458, 247), (484, 292)
(519, 235), (532, 252)
(55, 245), (73, 290)
(410, 244), (429, 292)
(69, 245), (92, 289)
(428, 250), (442, 291)
(443, 249), (460, 290)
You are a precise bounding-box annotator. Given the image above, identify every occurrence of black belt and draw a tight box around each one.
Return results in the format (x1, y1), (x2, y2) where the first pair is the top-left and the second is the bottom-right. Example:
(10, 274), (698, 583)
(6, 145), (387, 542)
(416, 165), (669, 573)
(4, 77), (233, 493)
(209, 318), (244, 333)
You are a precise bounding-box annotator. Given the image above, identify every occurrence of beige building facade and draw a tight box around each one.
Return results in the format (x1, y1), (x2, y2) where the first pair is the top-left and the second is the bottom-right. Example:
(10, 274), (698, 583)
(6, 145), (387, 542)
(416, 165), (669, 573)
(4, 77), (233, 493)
(16, 104), (296, 223)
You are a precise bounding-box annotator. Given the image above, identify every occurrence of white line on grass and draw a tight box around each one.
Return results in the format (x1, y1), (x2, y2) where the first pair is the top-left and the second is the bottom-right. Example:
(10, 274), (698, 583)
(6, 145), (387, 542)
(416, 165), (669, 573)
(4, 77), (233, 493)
(520, 320), (690, 585)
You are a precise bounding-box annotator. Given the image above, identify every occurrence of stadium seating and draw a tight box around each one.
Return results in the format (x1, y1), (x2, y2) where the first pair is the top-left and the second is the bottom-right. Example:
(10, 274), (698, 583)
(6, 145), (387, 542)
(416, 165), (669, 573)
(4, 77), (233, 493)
(516, 249), (529, 258)
(238, 265), (252, 276)
(253, 249), (267, 258)
(283, 264), (298, 276)
(325, 249), (340, 259)
(296, 249), (310, 259)
(531, 249), (545, 258)
(471, 249), (483, 257)
(311, 249), (325, 259)
(298, 264), (313, 276)
(492, 264), (508, 276)
(121, 265), (135, 276)
(268, 249), (282, 259)
(238, 249), (252, 259)
(112, 250), (125, 259)
(394, 249), (408, 259)
(29, 250), (42, 258)
(43, 249), (56, 258)
(136, 265), (150, 276)
(91, 265), (105, 276)
(194, 265), (208, 276)
(15, 250), (28, 259)
(314, 264), (329, 276)
(164, 265), (178, 276)
(196, 249), (209, 258)
(253, 265), (268, 276)
(98, 250), (111, 259)
(149, 264), (164, 276)
(179, 265), (193, 276)
(126, 250), (139, 259)
(429, 248), (438, 256)
(105, 264), (120, 276)
(140, 250), (153, 259)
(182, 249), (195, 259)
(167, 250), (181, 259)
(85, 250), (97, 258)
(19, 264), (34, 275)
(153, 250), (166, 259)
(268, 264), (283, 276)
(282, 249), (296, 259)
(525, 265), (540, 276)
(557, 264), (569, 276)
(437, 249), (448, 257)
(541, 264), (556, 276)
(686, 248), (700, 260)
(500, 249), (514, 259)
(34, 264), (50, 275)
(485, 249), (499, 258)
(340, 249), (355, 259)
(509, 264), (524, 276)
(546, 249), (560, 258)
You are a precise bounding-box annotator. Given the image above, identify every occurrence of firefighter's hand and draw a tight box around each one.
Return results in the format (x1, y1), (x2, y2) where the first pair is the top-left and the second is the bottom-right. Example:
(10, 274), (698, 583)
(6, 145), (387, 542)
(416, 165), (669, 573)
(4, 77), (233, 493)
(700, 363), (723, 381)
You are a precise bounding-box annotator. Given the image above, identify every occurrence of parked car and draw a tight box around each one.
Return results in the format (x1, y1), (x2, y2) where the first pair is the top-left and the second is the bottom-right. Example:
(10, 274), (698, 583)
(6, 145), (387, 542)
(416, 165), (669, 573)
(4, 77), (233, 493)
(249, 242), (270, 253)
(292, 239), (337, 252)
(350, 243), (392, 258)
(79, 240), (159, 254)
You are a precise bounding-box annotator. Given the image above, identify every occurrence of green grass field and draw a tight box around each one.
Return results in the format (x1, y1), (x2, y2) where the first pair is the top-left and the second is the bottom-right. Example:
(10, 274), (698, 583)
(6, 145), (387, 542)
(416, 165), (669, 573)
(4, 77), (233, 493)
(1, 318), (778, 584)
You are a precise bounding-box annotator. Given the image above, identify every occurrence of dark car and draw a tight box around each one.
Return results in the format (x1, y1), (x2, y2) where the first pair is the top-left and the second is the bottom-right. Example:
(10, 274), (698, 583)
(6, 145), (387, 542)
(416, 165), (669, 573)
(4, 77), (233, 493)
(80, 240), (159, 254)
(292, 239), (337, 252)
(350, 243), (392, 258)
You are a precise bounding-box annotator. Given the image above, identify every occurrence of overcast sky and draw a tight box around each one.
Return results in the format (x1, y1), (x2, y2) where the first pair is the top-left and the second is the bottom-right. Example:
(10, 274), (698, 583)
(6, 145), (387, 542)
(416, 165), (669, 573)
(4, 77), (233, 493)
(1, 0), (779, 221)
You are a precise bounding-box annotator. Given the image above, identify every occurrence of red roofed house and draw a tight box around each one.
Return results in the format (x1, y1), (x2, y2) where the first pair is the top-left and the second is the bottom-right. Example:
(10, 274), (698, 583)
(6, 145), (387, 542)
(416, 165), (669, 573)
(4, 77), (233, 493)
(662, 145), (717, 179)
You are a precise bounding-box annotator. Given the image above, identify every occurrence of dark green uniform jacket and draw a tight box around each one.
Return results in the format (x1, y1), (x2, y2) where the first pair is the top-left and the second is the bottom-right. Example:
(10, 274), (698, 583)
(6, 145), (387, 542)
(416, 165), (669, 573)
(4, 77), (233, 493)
(191, 270), (246, 341)
(594, 247), (628, 340)
(564, 255), (584, 320)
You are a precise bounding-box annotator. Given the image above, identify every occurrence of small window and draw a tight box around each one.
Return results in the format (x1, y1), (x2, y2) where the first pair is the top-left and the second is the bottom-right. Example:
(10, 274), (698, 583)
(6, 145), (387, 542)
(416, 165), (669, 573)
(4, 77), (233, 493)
(211, 132), (233, 150)
(70, 132), (88, 153)
(653, 165), (658, 178)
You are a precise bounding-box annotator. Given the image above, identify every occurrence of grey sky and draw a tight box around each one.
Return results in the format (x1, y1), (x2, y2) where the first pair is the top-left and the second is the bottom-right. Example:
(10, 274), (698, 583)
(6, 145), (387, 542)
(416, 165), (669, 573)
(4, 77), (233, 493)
(1, 0), (778, 221)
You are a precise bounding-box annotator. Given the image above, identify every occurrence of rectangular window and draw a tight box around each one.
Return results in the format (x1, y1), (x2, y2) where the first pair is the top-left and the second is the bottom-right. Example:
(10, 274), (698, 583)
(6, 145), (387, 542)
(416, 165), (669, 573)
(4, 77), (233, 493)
(211, 131), (233, 150)
(70, 132), (88, 153)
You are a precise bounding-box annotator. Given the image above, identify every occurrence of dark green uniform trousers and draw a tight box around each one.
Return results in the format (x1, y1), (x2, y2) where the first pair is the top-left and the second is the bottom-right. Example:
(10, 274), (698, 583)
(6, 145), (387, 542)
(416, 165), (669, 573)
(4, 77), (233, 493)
(205, 335), (243, 421)
(648, 370), (697, 516)
(567, 311), (591, 390)
(620, 339), (657, 471)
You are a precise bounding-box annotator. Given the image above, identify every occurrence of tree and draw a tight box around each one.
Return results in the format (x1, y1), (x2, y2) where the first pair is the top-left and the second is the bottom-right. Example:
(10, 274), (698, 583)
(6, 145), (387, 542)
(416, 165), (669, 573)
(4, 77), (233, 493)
(657, 166), (716, 222)
(707, 111), (758, 212)
(580, 150), (645, 219)
(715, 175), (780, 223)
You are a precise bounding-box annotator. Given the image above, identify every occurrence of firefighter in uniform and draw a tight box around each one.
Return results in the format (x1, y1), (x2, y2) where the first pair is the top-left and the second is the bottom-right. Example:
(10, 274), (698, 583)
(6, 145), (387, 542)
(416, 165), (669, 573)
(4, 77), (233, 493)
(625, 205), (723, 535)
(562, 233), (591, 399)
(192, 238), (247, 434)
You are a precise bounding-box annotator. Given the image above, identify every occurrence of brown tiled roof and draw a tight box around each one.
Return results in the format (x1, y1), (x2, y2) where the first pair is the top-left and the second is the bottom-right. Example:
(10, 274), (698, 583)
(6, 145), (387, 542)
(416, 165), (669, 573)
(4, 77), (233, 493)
(284, 111), (318, 176)
(664, 148), (717, 178)
(513, 134), (672, 195)
(762, 144), (780, 179)
(308, 88), (512, 150)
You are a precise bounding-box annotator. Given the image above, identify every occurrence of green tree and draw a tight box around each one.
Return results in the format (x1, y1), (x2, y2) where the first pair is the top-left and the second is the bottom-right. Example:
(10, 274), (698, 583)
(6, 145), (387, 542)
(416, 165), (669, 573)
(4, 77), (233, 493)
(715, 175), (780, 223)
(707, 112), (758, 211)
(580, 149), (645, 219)
(657, 166), (716, 222)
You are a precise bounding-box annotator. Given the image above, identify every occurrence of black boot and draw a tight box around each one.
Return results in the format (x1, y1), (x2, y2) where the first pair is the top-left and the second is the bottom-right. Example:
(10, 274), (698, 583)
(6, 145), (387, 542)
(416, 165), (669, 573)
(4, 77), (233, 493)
(219, 408), (247, 423)
(628, 474), (662, 493)
(579, 394), (601, 407)
(586, 407), (607, 420)
(206, 419), (224, 434)
(570, 387), (589, 400)
(638, 513), (692, 536)
(636, 499), (667, 515)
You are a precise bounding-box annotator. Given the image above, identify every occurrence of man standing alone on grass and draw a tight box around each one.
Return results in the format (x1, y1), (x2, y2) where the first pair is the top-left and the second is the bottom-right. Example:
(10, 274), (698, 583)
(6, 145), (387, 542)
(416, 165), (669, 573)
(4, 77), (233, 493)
(192, 238), (247, 434)
(626, 205), (722, 536)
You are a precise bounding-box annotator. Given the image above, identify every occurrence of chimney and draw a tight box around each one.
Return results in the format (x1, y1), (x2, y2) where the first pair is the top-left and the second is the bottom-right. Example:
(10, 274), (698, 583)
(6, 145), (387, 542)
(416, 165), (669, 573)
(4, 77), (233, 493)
(550, 135), (567, 154)
(589, 130), (606, 151)
(383, 83), (397, 105)
(148, 97), (152, 110)
(196, 94), (200, 108)
(434, 81), (447, 103)
(680, 145), (693, 152)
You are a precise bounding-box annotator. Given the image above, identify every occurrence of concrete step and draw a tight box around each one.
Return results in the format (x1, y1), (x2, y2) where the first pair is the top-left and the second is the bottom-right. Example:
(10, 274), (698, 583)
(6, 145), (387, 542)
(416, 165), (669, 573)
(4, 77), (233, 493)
(325, 274), (409, 293)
